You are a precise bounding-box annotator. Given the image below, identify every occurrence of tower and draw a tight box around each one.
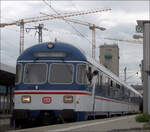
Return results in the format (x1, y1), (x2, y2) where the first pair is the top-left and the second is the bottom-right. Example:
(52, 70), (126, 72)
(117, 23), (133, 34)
(99, 44), (119, 76)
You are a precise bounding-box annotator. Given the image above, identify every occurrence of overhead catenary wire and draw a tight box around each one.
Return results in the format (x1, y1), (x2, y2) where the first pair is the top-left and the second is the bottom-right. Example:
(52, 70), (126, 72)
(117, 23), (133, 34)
(1, 4), (111, 55)
(42, 0), (93, 45)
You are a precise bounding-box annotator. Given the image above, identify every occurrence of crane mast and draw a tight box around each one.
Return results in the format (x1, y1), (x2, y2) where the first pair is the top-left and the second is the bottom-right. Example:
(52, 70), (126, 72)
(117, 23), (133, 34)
(40, 12), (107, 59)
(0, 8), (111, 55)
(90, 25), (96, 58)
(65, 18), (106, 59)
(18, 19), (24, 55)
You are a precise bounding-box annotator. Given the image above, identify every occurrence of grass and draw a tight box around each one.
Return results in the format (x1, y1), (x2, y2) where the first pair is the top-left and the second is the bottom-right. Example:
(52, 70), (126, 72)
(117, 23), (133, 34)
(135, 113), (150, 123)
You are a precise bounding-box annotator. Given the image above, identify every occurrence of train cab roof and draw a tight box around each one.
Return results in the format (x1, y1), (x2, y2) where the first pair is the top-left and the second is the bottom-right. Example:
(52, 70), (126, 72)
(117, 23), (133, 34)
(18, 42), (87, 61)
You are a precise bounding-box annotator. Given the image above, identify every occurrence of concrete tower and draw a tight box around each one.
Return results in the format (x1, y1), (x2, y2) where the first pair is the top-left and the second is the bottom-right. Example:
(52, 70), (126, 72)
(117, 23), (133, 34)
(99, 44), (119, 76)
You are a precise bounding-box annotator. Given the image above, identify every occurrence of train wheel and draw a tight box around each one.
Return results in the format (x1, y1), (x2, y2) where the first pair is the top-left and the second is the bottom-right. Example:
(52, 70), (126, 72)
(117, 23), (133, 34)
(57, 115), (65, 124)
(14, 119), (22, 129)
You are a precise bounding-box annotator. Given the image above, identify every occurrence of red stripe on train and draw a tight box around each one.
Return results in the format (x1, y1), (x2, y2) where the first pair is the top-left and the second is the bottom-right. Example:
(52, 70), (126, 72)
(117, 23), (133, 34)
(14, 91), (92, 96)
(14, 91), (130, 105)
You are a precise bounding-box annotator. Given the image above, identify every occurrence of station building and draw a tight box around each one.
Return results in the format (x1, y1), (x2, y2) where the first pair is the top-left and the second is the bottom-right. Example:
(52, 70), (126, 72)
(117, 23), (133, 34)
(0, 63), (15, 115)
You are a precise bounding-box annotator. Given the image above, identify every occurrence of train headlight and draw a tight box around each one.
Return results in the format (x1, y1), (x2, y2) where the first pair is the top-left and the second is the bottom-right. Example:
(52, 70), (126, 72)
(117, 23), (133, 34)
(63, 96), (73, 103)
(47, 43), (54, 49)
(21, 96), (31, 103)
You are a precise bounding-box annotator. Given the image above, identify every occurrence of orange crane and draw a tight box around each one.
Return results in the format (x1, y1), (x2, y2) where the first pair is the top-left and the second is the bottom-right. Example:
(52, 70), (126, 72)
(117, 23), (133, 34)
(104, 37), (143, 44)
(0, 8), (111, 55)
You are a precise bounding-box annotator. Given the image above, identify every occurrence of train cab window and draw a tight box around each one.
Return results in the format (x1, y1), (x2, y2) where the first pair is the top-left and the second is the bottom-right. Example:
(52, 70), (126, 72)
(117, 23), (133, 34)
(33, 52), (67, 58)
(15, 63), (22, 84)
(49, 63), (74, 84)
(77, 64), (88, 84)
(24, 63), (47, 84)
(99, 74), (108, 96)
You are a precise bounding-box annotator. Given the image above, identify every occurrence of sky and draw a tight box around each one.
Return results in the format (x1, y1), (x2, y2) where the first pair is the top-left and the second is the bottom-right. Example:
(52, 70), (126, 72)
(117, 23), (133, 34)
(0, 0), (149, 85)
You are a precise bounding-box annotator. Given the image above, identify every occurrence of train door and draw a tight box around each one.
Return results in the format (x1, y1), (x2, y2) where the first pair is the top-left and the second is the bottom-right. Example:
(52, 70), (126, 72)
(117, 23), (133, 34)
(86, 65), (99, 116)
(91, 68), (99, 118)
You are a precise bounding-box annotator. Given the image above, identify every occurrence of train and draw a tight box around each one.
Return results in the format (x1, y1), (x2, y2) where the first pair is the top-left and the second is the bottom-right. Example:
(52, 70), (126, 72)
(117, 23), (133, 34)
(13, 42), (142, 127)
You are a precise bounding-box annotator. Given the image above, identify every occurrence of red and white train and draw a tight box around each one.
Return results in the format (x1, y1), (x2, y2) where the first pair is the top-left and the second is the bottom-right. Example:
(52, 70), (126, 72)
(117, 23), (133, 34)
(13, 42), (142, 127)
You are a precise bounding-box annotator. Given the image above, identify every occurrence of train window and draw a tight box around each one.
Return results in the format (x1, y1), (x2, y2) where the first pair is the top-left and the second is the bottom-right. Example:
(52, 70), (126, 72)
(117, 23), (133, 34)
(33, 52), (67, 58)
(15, 63), (22, 84)
(123, 87), (130, 102)
(100, 74), (108, 96)
(116, 83), (120, 90)
(100, 74), (103, 86)
(77, 64), (88, 84)
(0, 85), (7, 94)
(24, 63), (47, 84)
(49, 63), (74, 84)
(122, 86), (125, 95)
(110, 80), (113, 87)
(95, 72), (101, 95)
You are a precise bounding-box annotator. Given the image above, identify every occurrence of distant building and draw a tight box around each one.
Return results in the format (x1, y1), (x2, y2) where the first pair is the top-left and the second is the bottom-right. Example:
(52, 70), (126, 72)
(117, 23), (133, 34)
(99, 44), (119, 76)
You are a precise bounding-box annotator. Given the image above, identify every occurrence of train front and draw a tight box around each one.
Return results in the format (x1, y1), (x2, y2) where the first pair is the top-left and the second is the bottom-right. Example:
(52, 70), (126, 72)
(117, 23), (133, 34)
(13, 42), (91, 127)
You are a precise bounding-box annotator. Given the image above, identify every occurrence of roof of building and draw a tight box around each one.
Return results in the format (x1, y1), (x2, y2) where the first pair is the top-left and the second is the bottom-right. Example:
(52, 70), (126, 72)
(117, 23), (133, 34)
(0, 63), (16, 74)
(100, 44), (119, 48)
(0, 63), (15, 86)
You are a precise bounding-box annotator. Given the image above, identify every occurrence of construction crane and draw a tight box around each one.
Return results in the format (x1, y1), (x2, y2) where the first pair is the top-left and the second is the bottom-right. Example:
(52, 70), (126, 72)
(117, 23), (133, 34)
(40, 12), (106, 59)
(65, 18), (106, 59)
(104, 37), (143, 44)
(0, 8), (111, 55)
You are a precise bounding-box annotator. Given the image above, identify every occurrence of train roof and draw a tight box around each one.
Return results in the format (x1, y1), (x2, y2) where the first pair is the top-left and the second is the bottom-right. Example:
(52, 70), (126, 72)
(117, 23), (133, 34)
(18, 42), (87, 61)
(18, 42), (142, 97)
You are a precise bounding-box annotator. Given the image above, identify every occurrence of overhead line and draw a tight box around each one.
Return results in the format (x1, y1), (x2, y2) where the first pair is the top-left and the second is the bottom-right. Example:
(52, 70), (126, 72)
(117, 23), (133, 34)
(43, 0), (93, 45)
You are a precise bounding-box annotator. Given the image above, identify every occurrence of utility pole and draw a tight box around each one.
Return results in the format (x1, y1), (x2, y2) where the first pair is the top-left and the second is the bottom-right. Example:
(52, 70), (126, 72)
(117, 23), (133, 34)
(37, 24), (44, 43)
(89, 25), (96, 59)
(137, 20), (150, 115)
(124, 67), (127, 82)
(16, 19), (24, 55)
(26, 24), (46, 43)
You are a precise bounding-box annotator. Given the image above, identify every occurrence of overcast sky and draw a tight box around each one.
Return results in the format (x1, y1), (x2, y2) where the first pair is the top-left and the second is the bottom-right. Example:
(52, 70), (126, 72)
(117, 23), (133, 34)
(0, 0), (149, 85)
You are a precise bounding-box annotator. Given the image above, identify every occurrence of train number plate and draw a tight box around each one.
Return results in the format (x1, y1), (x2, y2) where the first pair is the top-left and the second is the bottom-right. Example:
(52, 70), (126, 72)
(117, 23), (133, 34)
(42, 97), (52, 104)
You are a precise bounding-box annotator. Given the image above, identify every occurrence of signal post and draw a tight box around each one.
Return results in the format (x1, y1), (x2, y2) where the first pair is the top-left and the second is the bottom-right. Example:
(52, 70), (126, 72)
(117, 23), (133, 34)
(137, 20), (150, 115)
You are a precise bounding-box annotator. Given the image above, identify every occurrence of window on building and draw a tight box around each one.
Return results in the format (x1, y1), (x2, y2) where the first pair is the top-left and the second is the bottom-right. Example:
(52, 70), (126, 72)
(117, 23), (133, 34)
(0, 85), (7, 94)
(105, 49), (112, 55)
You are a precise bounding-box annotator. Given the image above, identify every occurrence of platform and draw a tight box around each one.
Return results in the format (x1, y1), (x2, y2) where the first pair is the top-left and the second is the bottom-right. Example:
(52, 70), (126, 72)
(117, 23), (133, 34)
(7, 115), (150, 132)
